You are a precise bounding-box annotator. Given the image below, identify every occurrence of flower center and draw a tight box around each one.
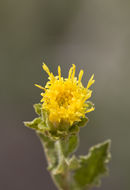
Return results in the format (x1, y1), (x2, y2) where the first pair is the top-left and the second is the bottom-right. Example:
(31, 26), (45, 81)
(56, 91), (73, 108)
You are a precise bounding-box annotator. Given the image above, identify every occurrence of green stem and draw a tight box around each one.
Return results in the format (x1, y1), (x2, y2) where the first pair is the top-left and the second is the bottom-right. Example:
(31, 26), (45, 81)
(54, 140), (71, 190)
(38, 133), (72, 190)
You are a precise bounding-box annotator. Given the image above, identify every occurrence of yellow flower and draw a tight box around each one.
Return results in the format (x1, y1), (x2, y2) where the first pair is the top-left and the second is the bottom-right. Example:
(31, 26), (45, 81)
(35, 64), (95, 126)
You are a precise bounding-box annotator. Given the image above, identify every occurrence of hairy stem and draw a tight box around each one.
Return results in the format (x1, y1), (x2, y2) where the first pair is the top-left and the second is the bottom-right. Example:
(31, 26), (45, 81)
(53, 140), (71, 190)
(38, 133), (72, 190)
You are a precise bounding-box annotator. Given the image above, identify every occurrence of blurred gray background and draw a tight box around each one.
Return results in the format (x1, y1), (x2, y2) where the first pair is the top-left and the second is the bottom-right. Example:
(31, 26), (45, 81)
(0, 0), (130, 190)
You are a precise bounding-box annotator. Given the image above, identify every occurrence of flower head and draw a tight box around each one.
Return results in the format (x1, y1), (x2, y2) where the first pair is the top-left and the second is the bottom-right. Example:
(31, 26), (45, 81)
(35, 64), (95, 127)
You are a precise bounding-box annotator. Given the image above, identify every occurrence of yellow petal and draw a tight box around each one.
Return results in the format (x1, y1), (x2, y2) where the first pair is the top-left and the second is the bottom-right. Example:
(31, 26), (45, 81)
(87, 74), (95, 89)
(86, 107), (95, 113)
(78, 70), (84, 83)
(71, 64), (76, 80)
(35, 84), (46, 90)
(68, 65), (73, 79)
(58, 65), (61, 79)
(42, 63), (51, 76)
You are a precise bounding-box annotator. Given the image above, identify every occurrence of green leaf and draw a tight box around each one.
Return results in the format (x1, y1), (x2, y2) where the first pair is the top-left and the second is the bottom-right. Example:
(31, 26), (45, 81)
(60, 135), (79, 157)
(68, 155), (80, 170)
(74, 140), (111, 189)
(76, 117), (89, 127)
(69, 125), (79, 134)
(24, 117), (48, 133)
(33, 103), (42, 115)
(24, 117), (42, 130)
(33, 104), (48, 124)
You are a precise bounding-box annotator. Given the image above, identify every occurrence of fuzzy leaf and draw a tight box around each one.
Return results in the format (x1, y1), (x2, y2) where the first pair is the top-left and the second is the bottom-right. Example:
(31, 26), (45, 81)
(76, 117), (89, 127)
(74, 140), (111, 189)
(33, 103), (42, 115)
(69, 125), (79, 134)
(24, 118), (43, 130)
(33, 104), (48, 124)
(24, 117), (48, 134)
(68, 155), (80, 170)
(60, 135), (79, 157)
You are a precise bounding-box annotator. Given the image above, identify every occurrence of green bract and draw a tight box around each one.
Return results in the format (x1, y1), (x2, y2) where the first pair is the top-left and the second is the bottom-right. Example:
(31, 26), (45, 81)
(24, 103), (90, 140)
